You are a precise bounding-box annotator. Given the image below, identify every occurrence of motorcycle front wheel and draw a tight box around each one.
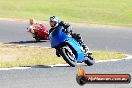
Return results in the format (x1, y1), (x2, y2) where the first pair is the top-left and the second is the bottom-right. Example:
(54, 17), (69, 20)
(60, 45), (76, 67)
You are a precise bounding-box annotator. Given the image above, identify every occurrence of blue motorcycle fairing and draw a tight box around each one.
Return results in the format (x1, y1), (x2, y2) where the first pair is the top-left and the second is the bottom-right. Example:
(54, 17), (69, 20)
(50, 26), (84, 62)
(50, 26), (70, 48)
(64, 38), (84, 62)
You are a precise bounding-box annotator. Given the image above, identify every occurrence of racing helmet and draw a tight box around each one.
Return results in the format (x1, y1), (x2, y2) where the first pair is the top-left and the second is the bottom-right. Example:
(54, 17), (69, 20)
(49, 16), (59, 28)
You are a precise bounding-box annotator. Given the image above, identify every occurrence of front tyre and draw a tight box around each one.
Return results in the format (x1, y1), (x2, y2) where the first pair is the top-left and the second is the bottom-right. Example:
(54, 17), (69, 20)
(61, 46), (76, 67)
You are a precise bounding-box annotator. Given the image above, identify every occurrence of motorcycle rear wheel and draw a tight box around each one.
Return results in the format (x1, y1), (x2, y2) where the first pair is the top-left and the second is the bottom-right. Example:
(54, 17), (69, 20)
(84, 55), (95, 66)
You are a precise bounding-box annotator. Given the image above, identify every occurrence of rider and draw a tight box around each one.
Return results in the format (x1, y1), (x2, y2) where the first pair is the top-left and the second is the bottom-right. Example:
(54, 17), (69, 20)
(27, 18), (49, 39)
(27, 18), (37, 37)
(49, 16), (92, 56)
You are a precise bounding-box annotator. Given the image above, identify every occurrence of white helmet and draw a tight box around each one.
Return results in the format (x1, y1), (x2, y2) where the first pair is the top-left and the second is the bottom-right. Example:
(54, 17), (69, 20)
(50, 16), (59, 27)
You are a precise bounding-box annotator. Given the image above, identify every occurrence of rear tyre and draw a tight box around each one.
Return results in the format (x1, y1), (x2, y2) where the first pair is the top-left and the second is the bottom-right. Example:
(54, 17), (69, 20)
(61, 46), (76, 67)
(84, 55), (95, 66)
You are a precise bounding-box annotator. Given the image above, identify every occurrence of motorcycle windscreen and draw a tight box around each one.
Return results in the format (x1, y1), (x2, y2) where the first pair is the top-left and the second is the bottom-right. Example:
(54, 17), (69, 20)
(50, 26), (70, 48)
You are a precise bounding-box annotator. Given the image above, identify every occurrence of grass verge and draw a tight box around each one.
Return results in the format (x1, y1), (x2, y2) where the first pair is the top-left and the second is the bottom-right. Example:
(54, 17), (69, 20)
(0, 0), (132, 27)
(0, 44), (126, 68)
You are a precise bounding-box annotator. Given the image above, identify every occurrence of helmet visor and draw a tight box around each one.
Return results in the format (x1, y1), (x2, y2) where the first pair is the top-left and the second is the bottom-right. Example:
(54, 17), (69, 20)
(50, 21), (57, 27)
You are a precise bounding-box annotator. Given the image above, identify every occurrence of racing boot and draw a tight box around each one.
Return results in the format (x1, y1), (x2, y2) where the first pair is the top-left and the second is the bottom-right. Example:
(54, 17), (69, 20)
(32, 33), (36, 38)
(32, 32), (38, 38)
(73, 33), (92, 55)
(82, 44), (92, 56)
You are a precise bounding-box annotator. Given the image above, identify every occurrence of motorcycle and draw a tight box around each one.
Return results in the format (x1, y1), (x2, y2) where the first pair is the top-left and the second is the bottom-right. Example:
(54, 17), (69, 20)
(27, 24), (49, 41)
(50, 26), (95, 67)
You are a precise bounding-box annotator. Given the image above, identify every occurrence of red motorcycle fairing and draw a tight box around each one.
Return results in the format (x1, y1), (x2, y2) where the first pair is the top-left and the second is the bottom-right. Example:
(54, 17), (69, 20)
(33, 24), (49, 40)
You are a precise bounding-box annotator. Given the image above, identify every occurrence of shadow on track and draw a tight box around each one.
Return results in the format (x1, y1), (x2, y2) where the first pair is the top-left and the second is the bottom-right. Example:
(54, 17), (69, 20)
(4, 40), (50, 44)
(31, 65), (52, 68)
(31, 65), (71, 68)
(20, 65), (71, 68)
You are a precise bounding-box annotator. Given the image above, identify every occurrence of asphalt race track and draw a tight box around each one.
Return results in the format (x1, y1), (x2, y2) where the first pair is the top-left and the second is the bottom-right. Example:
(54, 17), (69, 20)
(0, 20), (132, 88)
(0, 20), (132, 54)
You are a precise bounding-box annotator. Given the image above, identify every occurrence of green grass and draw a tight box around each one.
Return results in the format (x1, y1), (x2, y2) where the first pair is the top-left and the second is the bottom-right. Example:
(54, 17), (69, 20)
(0, 0), (132, 27)
(0, 44), (126, 68)
(93, 51), (126, 61)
